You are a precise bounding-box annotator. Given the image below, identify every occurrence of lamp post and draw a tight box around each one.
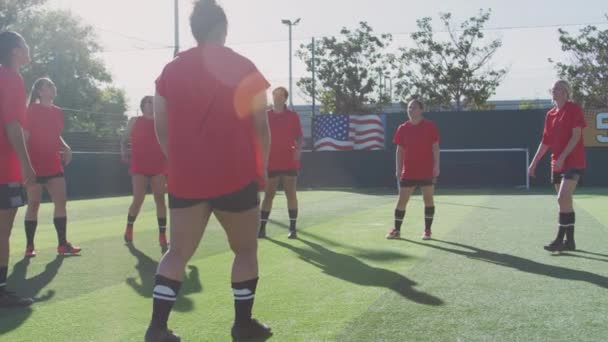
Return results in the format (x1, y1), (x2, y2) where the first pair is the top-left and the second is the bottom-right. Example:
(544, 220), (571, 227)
(281, 18), (301, 108)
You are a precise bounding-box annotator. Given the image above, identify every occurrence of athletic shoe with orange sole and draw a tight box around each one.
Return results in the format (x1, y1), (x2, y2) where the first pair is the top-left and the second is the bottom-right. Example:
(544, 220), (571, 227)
(386, 228), (401, 239)
(24, 245), (37, 258)
(57, 242), (81, 255)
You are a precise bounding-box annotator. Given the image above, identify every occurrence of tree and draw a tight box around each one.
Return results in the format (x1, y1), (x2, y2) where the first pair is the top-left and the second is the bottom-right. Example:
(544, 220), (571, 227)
(1, 0), (128, 136)
(394, 9), (507, 111)
(552, 16), (608, 108)
(0, 0), (46, 30)
(297, 22), (393, 114)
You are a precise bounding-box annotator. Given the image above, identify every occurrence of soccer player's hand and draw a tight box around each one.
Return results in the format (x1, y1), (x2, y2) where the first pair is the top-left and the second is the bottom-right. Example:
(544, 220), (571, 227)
(22, 164), (36, 186)
(62, 147), (73, 165)
(528, 163), (537, 177)
(554, 157), (565, 172)
(433, 166), (440, 178)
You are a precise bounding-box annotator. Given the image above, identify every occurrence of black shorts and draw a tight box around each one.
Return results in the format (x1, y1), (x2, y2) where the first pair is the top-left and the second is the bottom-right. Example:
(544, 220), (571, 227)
(36, 173), (64, 184)
(168, 181), (259, 212)
(0, 182), (26, 209)
(400, 178), (435, 188)
(268, 169), (298, 178)
(552, 169), (584, 185)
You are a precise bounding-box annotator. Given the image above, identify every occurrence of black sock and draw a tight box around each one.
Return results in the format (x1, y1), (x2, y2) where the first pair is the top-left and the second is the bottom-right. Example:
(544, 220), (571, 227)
(158, 217), (167, 235)
(232, 277), (259, 326)
(260, 211), (270, 230)
(150, 275), (182, 330)
(394, 210), (405, 230)
(425, 207), (435, 231)
(0, 266), (7, 294)
(565, 212), (575, 243)
(54, 217), (67, 246)
(25, 220), (38, 247)
(556, 212), (572, 242)
(127, 215), (136, 229)
(288, 209), (298, 231)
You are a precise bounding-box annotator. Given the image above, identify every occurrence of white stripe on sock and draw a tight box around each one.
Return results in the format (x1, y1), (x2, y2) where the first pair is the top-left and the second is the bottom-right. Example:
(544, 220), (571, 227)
(560, 224), (575, 227)
(425, 216), (434, 219)
(153, 285), (176, 297)
(233, 288), (252, 296)
(234, 294), (255, 300)
(0, 282), (6, 287)
(153, 294), (177, 301)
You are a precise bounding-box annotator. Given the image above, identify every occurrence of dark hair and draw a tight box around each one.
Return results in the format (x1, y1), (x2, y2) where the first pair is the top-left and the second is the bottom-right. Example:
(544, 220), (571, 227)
(190, 0), (228, 43)
(273, 87), (289, 100)
(140, 95), (153, 111)
(0, 31), (24, 66)
(29, 77), (54, 105)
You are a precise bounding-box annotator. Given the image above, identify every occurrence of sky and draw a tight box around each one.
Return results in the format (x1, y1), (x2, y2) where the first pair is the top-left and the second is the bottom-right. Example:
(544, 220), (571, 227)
(46, 0), (608, 115)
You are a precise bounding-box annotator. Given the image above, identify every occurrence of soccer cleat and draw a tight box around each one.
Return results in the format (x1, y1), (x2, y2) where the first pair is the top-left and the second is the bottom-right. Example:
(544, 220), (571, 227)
(386, 228), (401, 240)
(544, 240), (565, 252)
(231, 319), (272, 340)
(24, 245), (37, 258)
(422, 229), (432, 240)
(287, 230), (297, 239)
(257, 226), (266, 239)
(0, 291), (34, 308)
(57, 242), (82, 255)
(145, 326), (181, 342)
(563, 240), (576, 251)
(124, 227), (133, 244)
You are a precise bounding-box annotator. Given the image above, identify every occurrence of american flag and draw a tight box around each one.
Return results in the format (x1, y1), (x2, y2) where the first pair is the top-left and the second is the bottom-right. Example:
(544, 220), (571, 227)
(313, 114), (386, 151)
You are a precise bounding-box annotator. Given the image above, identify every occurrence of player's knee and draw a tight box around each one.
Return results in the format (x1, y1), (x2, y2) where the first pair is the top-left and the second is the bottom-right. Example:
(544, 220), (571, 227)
(28, 200), (41, 211)
(557, 193), (572, 207)
(153, 193), (166, 206)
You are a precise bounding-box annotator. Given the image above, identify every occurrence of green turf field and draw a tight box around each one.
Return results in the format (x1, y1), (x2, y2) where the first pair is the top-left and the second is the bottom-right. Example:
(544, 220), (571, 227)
(1, 188), (607, 341)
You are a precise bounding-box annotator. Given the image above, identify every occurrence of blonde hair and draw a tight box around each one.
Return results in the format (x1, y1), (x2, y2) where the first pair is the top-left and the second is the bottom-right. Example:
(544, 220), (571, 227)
(554, 80), (571, 100)
(29, 77), (55, 105)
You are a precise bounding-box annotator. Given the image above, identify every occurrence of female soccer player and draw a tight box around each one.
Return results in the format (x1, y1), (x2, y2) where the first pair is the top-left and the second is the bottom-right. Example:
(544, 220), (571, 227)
(121, 96), (168, 251)
(258, 86), (303, 239)
(529, 80), (586, 252)
(386, 99), (440, 241)
(0, 31), (36, 307)
(23, 77), (81, 257)
(144, 1), (272, 341)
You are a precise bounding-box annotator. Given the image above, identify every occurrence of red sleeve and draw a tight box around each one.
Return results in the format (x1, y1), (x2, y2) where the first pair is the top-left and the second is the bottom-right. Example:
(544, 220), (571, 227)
(57, 107), (64, 132)
(234, 68), (270, 118)
(155, 65), (169, 98)
(431, 122), (440, 144)
(0, 75), (26, 126)
(569, 104), (587, 129)
(393, 126), (404, 146)
(293, 112), (303, 138)
(23, 106), (33, 130)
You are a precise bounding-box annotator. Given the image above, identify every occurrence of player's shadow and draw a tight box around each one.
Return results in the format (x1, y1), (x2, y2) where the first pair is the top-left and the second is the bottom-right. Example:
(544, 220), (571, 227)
(267, 237), (443, 306)
(0, 256), (65, 334)
(125, 243), (202, 312)
(576, 250), (608, 258)
(551, 253), (608, 263)
(299, 230), (410, 262)
(404, 239), (608, 289)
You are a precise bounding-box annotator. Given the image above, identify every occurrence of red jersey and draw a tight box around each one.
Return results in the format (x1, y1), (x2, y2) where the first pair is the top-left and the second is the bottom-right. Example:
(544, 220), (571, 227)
(129, 116), (166, 175)
(393, 119), (440, 180)
(0, 66), (27, 184)
(542, 102), (586, 171)
(25, 104), (64, 177)
(267, 108), (303, 171)
(155, 44), (270, 198)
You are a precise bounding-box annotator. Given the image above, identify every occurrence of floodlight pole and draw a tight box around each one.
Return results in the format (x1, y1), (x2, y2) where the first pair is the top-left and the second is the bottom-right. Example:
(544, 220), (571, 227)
(282, 18), (301, 108)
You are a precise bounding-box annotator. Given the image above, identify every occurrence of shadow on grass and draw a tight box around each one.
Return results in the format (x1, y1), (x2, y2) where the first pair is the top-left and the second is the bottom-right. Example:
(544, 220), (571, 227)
(298, 230), (410, 262)
(126, 243), (202, 312)
(404, 239), (608, 289)
(0, 255), (66, 334)
(267, 237), (443, 306)
(551, 253), (608, 263)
